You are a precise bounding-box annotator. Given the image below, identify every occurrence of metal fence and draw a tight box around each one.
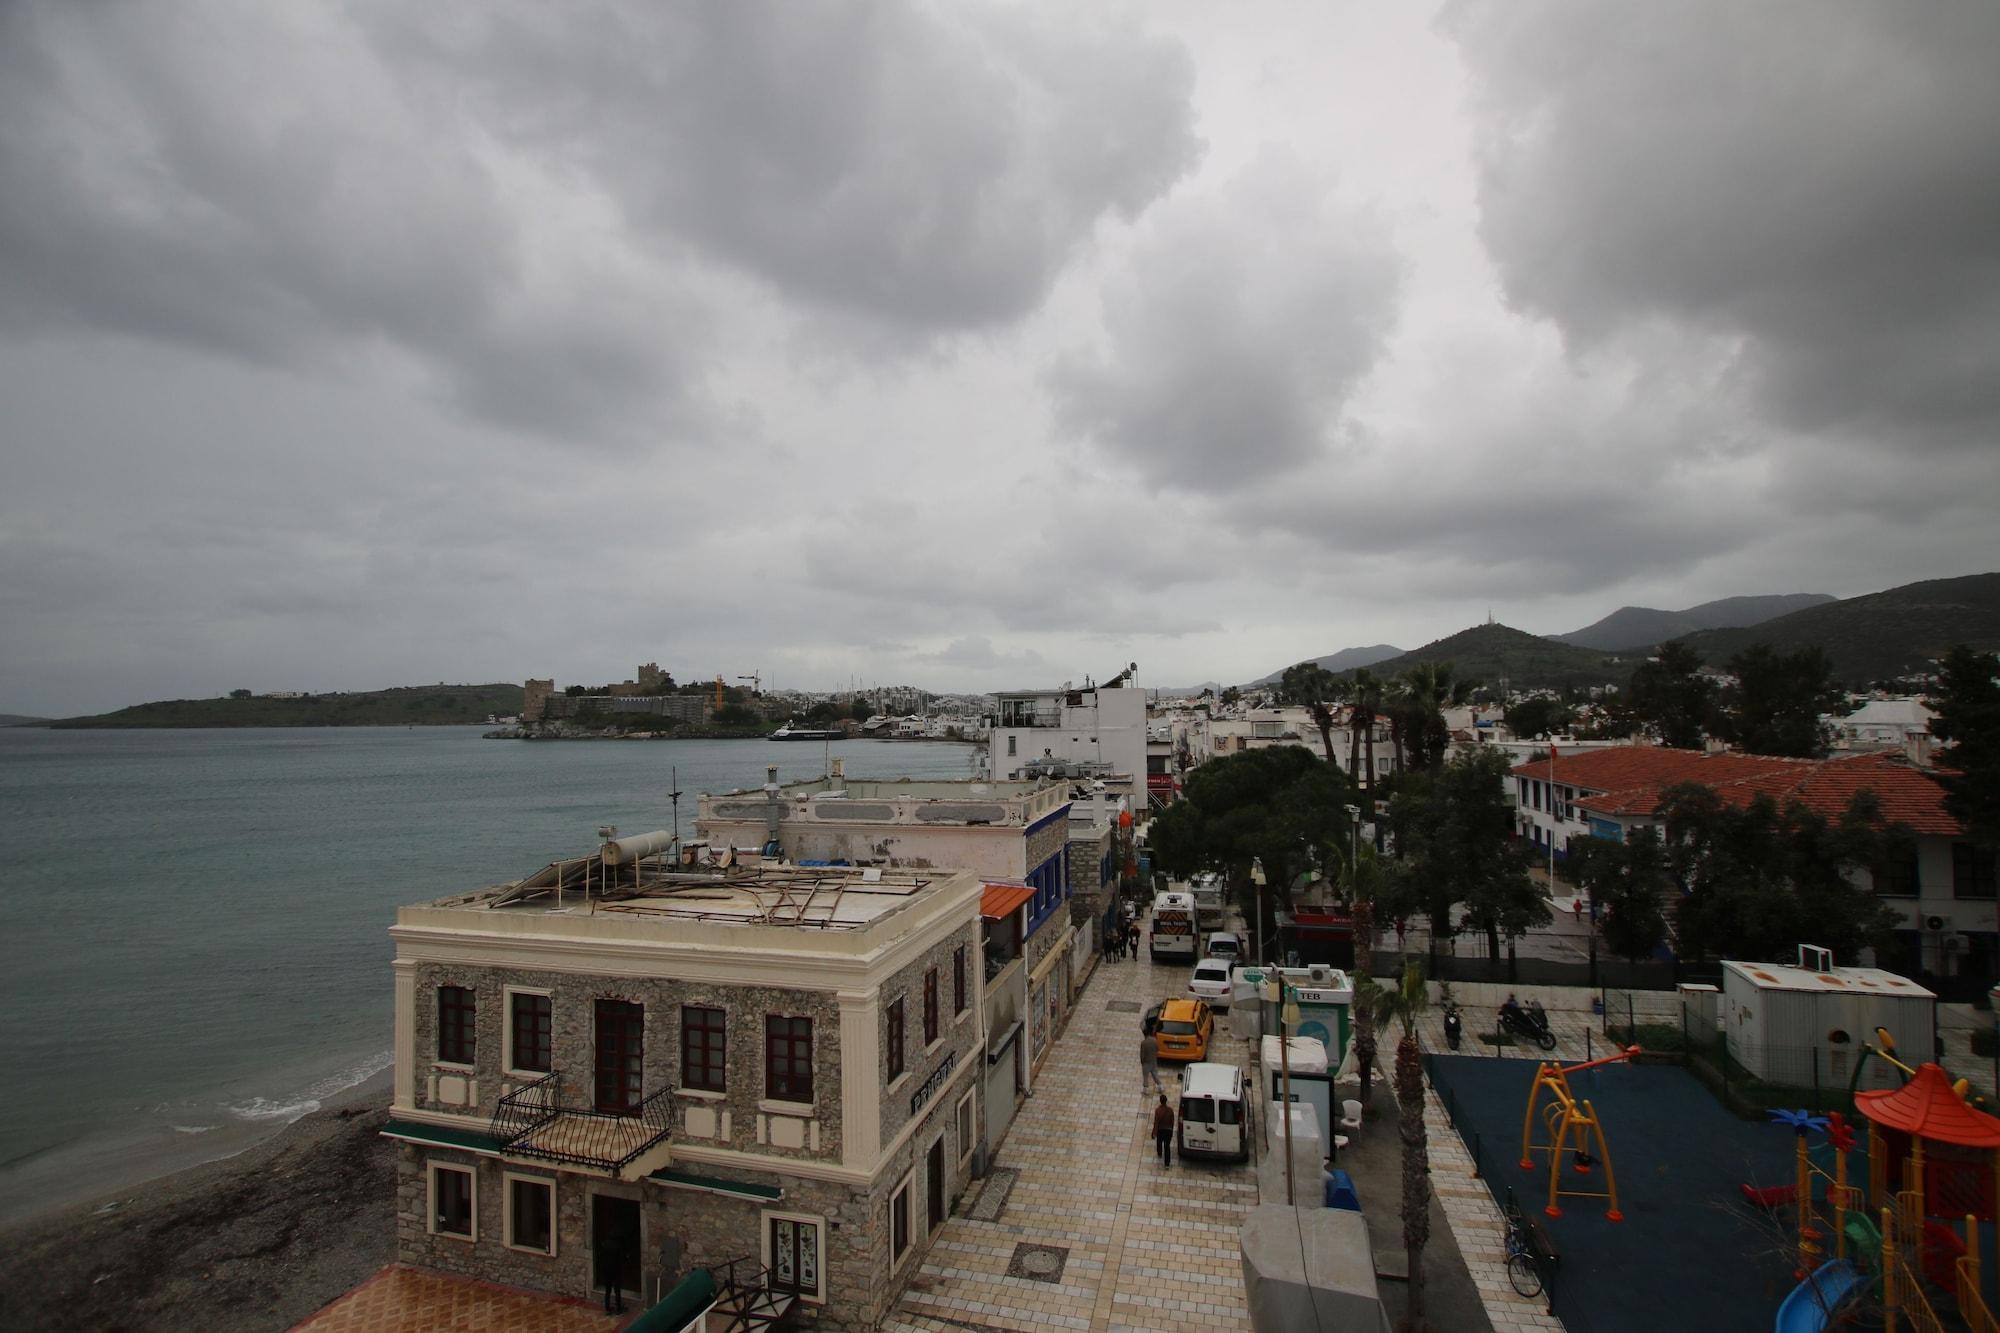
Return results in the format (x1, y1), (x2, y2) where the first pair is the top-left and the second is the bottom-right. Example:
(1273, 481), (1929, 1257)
(1372, 930), (1717, 992)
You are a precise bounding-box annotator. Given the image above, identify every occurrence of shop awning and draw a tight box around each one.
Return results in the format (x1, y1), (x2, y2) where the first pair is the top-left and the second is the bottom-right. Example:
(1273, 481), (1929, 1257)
(649, 1167), (784, 1202)
(988, 1020), (1024, 1062)
(981, 883), (1035, 920)
(381, 1118), (505, 1155)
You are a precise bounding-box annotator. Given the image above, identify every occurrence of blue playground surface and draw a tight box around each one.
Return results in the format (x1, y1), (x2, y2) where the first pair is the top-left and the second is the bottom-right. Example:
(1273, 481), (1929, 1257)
(1427, 1055), (1815, 1333)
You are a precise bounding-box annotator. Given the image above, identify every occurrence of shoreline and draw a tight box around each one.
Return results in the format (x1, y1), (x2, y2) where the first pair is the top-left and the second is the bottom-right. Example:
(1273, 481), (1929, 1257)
(0, 1069), (397, 1333)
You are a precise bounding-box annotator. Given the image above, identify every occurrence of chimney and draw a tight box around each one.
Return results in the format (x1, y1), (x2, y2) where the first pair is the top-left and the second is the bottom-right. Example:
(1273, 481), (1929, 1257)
(1905, 729), (1933, 769)
(763, 765), (783, 846)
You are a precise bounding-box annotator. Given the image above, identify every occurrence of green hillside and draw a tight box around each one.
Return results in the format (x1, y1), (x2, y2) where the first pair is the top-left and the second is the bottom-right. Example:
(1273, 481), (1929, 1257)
(1342, 623), (1631, 692)
(1680, 572), (2000, 685)
(50, 683), (525, 729)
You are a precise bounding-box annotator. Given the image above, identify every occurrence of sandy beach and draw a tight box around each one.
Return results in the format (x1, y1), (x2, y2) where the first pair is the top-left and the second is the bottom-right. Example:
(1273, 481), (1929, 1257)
(0, 1070), (396, 1333)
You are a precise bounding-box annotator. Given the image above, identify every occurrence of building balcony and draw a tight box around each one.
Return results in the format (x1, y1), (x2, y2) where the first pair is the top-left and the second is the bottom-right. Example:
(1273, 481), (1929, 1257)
(491, 1072), (674, 1180)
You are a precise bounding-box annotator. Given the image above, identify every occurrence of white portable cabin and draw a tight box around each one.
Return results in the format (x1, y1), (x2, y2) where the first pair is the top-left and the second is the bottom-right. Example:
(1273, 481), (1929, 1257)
(1258, 1034), (1333, 1157)
(1720, 947), (1936, 1092)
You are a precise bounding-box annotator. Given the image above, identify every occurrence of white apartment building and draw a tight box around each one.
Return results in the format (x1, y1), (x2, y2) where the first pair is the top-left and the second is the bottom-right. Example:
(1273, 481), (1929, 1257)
(989, 672), (1146, 799)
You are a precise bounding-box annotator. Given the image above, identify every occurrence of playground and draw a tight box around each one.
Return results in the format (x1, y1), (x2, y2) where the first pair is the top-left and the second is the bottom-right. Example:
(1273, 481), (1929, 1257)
(1427, 1049), (1995, 1332)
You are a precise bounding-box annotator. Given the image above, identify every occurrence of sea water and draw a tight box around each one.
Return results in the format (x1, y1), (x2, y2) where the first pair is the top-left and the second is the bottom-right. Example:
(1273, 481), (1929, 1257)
(0, 726), (978, 1223)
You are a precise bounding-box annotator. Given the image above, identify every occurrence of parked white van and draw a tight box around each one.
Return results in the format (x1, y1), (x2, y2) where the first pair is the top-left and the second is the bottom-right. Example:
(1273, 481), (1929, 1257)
(1177, 1062), (1250, 1162)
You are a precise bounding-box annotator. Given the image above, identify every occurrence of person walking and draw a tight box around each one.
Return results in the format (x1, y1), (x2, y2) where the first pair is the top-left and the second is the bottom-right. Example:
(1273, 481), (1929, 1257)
(1152, 1093), (1175, 1167)
(1128, 924), (1141, 961)
(1140, 1023), (1159, 1093)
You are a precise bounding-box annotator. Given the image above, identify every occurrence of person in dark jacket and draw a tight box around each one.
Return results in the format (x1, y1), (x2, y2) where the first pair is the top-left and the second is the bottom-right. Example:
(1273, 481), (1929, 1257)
(1152, 1093), (1175, 1166)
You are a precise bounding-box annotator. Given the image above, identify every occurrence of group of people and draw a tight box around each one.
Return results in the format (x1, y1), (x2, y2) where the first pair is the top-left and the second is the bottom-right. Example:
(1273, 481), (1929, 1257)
(1103, 915), (1141, 962)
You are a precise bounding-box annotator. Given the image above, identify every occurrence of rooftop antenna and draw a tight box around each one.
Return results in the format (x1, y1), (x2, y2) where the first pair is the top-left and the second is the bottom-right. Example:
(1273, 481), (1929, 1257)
(668, 768), (682, 842)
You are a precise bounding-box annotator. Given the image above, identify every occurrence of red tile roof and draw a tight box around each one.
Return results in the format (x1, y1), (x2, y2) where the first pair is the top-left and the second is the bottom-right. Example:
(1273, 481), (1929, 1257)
(1524, 745), (1963, 835)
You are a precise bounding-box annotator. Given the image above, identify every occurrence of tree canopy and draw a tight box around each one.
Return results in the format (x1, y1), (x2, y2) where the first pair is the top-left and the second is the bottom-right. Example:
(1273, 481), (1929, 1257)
(1716, 644), (1844, 758)
(1503, 695), (1573, 740)
(1562, 826), (1670, 964)
(1387, 747), (1550, 959)
(1147, 747), (1358, 939)
(1928, 644), (2000, 852)
(1660, 782), (1906, 963)
(1624, 640), (1714, 749)
(1278, 661), (1342, 767)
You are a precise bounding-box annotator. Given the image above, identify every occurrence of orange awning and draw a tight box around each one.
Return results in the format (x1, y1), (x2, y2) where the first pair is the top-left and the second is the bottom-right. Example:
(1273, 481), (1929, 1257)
(981, 883), (1035, 920)
(1854, 1063), (2000, 1147)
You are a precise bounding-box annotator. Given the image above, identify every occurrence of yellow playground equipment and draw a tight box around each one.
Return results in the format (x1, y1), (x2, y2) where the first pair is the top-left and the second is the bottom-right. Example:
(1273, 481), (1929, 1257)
(1518, 1045), (1640, 1220)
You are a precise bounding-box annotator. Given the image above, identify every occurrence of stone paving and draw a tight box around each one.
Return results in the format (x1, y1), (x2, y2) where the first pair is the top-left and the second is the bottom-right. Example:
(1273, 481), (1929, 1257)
(886, 949), (1258, 1332)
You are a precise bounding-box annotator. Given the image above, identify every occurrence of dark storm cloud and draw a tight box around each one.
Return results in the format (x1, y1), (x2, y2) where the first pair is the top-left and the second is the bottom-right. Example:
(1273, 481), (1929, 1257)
(1048, 159), (1402, 489)
(1445, 1), (2000, 448)
(369, 1), (1203, 336)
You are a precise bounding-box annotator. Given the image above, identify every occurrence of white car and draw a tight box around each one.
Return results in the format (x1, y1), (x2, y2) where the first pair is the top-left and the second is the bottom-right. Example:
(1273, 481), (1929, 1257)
(1187, 958), (1233, 1010)
(1204, 931), (1242, 961)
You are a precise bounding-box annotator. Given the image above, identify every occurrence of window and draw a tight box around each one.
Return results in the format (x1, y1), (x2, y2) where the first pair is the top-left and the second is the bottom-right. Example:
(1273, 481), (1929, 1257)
(956, 1089), (976, 1166)
(1007, 736), (1017, 757)
(1956, 843), (1999, 900)
(766, 1214), (823, 1302)
(509, 991), (551, 1073)
(923, 969), (939, 1046)
(594, 999), (644, 1114)
(890, 1175), (912, 1266)
(1874, 851), (1920, 899)
(953, 946), (967, 1015)
(766, 1016), (813, 1103)
(438, 986), (476, 1066)
(429, 1162), (475, 1240)
(887, 998), (905, 1080)
(681, 1006), (727, 1092)
(506, 1174), (555, 1255)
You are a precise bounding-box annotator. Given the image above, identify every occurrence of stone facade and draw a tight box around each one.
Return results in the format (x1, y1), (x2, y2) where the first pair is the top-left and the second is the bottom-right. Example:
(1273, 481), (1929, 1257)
(521, 678), (554, 723)
(409, 963), (845, 1163)
(875, 923), (982, 1150)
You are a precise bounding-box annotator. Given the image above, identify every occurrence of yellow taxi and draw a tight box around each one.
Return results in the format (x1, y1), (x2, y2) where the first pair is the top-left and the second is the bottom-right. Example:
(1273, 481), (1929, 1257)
(1153, 998), (1214, 1063)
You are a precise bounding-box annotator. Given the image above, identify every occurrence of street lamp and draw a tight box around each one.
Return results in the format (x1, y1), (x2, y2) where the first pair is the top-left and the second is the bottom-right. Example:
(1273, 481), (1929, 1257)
(1265, 974), (1306, 1204)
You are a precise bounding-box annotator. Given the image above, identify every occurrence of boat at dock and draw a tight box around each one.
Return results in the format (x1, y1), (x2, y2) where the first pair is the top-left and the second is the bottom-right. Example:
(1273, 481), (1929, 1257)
(768, 720), (845, 741)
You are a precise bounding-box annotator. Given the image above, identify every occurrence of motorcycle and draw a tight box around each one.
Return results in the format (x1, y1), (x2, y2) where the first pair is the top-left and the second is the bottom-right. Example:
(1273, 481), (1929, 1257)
(1498, 998), (1558, 1051)
(1442, 1002), (1463, 1051)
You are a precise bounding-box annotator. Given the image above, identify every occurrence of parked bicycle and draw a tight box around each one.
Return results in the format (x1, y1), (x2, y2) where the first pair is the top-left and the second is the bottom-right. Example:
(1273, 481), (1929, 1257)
(1503, 1204), (1544, 1298)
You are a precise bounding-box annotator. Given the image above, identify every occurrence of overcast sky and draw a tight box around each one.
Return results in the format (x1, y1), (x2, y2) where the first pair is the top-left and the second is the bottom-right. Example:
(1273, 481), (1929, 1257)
(4, 1), (1997, 716)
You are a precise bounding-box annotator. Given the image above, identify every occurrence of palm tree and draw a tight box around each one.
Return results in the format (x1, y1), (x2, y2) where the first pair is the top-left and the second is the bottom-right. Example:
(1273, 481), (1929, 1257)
(1346, 847), (1391, 1112)
(1400, 661), (1479, 773)
(1358, 961), (1433, 1331)
(1348, 668), (1384, 790)
(1279, 661), (1343, 767)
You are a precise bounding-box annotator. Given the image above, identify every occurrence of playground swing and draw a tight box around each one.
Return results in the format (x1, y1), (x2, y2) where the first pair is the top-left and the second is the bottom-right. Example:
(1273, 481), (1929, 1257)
(1518, 1045), (1640, 1221)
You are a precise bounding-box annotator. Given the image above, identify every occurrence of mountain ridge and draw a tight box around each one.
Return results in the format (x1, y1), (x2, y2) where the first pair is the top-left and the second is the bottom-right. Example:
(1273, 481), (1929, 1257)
(1556, 593), (1835, 651)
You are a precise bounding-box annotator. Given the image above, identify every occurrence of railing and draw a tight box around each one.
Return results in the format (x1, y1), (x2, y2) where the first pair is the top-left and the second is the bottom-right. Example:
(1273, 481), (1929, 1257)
(705, 1255), (797, 1333)
(492, 1071), (673, 1175)
(1959, 1214), (1999, 1333)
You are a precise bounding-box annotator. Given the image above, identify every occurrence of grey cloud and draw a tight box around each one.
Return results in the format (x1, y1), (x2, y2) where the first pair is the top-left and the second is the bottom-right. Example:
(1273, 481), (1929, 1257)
(370, 1), (1203, 336)
(1446, 1), (2000, 448)
(1049, 158), (1403, 489)
(0, 2), (702, 441)
(917, 636), (1047, 673)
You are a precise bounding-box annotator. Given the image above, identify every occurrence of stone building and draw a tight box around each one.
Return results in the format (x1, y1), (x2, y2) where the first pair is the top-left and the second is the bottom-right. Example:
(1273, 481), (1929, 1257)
(698, 765), (1079, 1160)
(383, 852), (985, 1327)
(521, 678), (554, 724)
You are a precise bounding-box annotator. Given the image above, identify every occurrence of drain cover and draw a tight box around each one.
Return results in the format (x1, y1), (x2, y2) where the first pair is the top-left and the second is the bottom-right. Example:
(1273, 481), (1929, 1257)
(968, 1168), (1017, 1222)
(1007, 1242), (1070, 1284)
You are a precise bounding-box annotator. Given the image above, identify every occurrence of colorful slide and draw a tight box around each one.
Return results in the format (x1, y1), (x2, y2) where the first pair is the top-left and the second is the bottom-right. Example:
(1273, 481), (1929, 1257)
(1774, 1259), (1867, 1333)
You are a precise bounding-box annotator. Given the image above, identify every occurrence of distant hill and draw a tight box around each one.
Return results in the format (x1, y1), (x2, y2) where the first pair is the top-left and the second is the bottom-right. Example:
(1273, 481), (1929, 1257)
(50, 683), (526, 729)
(1249, 644), (1404, 687)
(1678, 573), (2000, 685)
(1557, 593), (1835, 651)
(1345, 624), (1629, 692)
(0, 713), (50, 727)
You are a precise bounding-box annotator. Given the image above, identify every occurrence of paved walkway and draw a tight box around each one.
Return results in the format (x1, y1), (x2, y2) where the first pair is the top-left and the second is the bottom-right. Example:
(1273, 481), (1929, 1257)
(888, 950), (1257, 1332)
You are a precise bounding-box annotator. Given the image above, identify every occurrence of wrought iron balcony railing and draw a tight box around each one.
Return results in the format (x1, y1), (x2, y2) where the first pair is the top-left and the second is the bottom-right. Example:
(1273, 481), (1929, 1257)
(492, 1071), (673, 1178)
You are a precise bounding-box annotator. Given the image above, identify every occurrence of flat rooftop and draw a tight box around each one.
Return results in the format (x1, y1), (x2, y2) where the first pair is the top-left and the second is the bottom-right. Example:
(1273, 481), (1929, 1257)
(711, 776), (1050, 801)
(421, 856), (948, 931)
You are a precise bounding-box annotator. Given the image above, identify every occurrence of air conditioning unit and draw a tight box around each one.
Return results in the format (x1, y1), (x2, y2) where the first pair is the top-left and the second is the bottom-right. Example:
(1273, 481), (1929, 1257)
(1946, 934), (1971, 953)
(1926, 914), (1952, 932)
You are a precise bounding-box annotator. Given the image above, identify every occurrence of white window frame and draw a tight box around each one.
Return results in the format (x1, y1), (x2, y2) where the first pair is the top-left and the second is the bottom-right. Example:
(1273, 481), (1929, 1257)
(503, 1170), (557, 1256)
(956, 1088), (977, 1168)
(760, 1210), (827, 1304)
(889, 1169), (915, 1270)
(426, 1160), (478, 1242)
(502, 985), (554, 1079)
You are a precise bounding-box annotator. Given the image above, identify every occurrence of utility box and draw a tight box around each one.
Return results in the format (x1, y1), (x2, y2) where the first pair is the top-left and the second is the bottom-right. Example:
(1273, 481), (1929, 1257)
(1720, 948), (1935, 1091)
